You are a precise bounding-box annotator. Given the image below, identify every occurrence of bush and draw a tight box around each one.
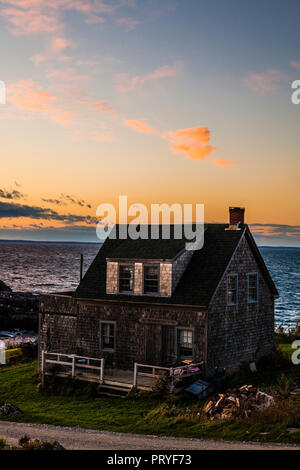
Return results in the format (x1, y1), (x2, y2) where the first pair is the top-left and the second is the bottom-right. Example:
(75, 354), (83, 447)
(18, 435), (64, 450)
(21, 342), (38, 361)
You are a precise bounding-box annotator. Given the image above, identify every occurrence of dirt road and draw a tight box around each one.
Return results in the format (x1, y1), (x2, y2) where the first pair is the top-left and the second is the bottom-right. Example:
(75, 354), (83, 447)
(0, 421), (299, 450)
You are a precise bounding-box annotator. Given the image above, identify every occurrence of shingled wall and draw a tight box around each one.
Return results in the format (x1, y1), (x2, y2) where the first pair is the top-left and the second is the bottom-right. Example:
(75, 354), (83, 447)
(206, 235), (275, 376)
(39, 295), (207, 370)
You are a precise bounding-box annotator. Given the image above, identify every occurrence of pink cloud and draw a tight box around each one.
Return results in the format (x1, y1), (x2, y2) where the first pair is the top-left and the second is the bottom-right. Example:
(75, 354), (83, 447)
(0, 0), (115, 35)
(244, 69), (286, 95)
(291, 61), (300, 71)
(124, 119), (157, 134)
(7, 79), (75, 124)
(50, 36), (74, 52)
(1, 6), (61, 35)
(117, 63), (181, 92)
(115, 17), (139, 31)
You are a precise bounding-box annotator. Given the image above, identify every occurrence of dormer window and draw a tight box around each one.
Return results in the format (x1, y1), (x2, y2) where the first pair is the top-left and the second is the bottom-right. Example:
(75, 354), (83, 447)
(119, 264), (134, 293)
(144, 265), (159, 294)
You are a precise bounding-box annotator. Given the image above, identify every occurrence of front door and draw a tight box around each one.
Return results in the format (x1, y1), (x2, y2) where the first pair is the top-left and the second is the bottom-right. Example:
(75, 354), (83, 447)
(145, 324), (162, 365)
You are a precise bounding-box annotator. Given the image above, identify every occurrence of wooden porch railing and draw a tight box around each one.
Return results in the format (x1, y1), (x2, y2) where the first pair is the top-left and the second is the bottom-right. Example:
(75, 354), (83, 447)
(41, 351), (104, 384)
(41, 351), (204, 390)
(133, 361), (204, 389)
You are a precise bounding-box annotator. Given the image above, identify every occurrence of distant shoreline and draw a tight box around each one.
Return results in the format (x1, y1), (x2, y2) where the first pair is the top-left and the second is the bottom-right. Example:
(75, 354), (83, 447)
(0, 240), (102, 245)
(0, 240), (299, 249)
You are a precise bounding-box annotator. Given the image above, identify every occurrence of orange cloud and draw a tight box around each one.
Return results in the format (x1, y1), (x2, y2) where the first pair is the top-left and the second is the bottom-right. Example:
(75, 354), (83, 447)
(8, 80), (55, 110)
(166, 126), (216, 160)
(50, 36), (74, 52)
(7, 79), (75, 124)
(0, 1), (115, 35)
(124, 119), (157, 134)
(211, 157), (237, 167)
(244, 69), (286, 95)
(117, 63), (181, 92)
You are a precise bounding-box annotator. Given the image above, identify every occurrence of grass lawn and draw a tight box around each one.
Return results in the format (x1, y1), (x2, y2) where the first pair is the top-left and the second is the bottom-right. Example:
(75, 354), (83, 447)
(0, 357), (299, 444)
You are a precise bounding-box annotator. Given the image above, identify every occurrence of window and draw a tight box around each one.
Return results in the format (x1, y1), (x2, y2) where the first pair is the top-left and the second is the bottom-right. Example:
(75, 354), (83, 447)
(100, 321), (115, 351)
(177, 328), (193, 359)
(227, 274), (238, 305)
(248, 273), (258, 303)
(119, 264), (134, 293)
(144, 265), (159, 294)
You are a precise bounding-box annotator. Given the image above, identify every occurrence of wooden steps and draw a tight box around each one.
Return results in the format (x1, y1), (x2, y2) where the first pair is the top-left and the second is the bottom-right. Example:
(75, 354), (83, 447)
(97, 383), (134, 397)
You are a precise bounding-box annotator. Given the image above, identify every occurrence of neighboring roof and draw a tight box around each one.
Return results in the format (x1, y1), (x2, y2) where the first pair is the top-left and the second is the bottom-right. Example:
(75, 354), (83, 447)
(75, 223), (280, 306)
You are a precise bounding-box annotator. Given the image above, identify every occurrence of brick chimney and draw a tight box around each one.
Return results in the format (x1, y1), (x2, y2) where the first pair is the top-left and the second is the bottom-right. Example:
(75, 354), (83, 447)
(226, 207), (245, 230)
(229, 207), (245, 225)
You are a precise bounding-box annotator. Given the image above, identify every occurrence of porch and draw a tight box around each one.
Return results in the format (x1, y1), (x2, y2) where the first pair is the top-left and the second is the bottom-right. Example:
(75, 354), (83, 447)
(41, 351), (204, 393)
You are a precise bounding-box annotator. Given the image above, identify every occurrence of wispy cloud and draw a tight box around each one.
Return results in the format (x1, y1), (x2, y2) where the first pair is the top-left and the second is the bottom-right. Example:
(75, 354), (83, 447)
(116, 63), (182, 92)
(0, 0), (115, 35)
(7, 79), (76, 124)
(291, 61), (300, 71)
(0, 188), (25, 200)
(250, 223), (300, 240)
(244, 69), (287, 95)
(0, 201), (97, 224)
(115, 16), (139, 31)
(124, 119), (157, 134)
(124, 120), (235, 167)
(43, 194), (92, 208)
(211, 157), (237, 167)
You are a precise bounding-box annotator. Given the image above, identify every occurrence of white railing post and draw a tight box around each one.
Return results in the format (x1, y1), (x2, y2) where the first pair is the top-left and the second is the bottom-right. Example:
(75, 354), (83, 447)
(72, 355), (75, 378)
(100, 358), (104, 384)
(133, 362), (138, 388)
(41, 350), (45, 374)
(41, 350), (46, 387)
(169, 367), (174, 392)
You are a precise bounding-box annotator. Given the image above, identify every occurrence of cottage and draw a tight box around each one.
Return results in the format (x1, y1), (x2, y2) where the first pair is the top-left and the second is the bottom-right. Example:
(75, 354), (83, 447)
(38, 207), (279, 389)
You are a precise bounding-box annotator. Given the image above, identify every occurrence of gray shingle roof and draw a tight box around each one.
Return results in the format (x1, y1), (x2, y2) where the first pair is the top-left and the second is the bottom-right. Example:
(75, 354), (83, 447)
(74, 223), (278, 306)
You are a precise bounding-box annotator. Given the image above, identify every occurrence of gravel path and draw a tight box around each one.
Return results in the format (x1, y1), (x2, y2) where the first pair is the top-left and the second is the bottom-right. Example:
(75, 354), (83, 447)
(0, 421), (299, 450)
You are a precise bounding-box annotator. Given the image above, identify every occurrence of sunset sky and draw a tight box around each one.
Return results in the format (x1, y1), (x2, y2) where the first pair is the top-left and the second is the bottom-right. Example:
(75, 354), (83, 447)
(0, 0), (299, 245)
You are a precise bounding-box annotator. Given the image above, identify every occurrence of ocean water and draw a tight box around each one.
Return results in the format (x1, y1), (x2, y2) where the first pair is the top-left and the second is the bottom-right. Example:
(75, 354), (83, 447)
(260, 247), (300, 328)
(0, 242), (298, 327)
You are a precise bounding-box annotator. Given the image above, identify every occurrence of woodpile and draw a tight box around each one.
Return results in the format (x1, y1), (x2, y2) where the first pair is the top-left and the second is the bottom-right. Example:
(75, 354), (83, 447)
(204, 385), (274, 420)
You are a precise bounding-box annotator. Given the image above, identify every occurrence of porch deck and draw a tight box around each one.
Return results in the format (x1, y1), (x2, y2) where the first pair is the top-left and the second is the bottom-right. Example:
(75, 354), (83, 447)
(44, 367), (157, 391)
(41, 351), (204, 392)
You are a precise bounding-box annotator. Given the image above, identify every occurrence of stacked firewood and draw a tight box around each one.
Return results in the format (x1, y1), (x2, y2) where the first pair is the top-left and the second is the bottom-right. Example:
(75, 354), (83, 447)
(204, 385), (274, 420)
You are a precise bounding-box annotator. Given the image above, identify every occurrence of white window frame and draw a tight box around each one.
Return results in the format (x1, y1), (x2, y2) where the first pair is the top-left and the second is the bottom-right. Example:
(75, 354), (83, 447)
(118, 263), (134, 294)
(227, 273), (238, 306)
(143, 263), (160, 295)
(247, 272), (258, 303)
(175, 327), (194, 360)
(100, 320), (116, 352)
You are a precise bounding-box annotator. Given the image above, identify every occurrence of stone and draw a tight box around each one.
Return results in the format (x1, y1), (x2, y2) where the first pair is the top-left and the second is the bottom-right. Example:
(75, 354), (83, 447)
(0, 280), (12, 292)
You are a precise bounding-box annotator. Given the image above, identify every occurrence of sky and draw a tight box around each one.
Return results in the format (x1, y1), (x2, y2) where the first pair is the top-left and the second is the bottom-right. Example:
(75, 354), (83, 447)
(0, 0), (299, 245)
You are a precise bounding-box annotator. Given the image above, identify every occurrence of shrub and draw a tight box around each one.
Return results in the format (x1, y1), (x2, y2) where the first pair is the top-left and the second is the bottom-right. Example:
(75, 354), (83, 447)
(18, 435), (64, 450)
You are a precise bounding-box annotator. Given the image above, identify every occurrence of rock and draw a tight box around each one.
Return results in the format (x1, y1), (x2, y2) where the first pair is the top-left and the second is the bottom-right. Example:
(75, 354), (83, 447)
(0, 402), (22, 417)
(0, 281), (12, 293)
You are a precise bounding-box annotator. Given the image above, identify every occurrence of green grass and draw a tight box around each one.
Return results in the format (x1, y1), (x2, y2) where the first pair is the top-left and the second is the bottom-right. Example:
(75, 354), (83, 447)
(0, 358), (300, 444)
